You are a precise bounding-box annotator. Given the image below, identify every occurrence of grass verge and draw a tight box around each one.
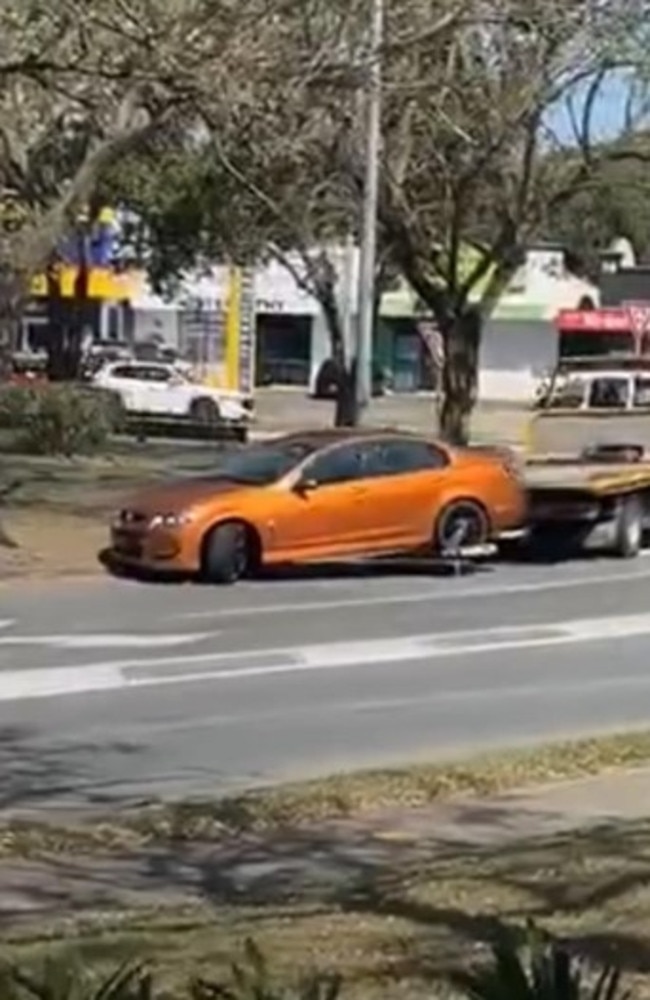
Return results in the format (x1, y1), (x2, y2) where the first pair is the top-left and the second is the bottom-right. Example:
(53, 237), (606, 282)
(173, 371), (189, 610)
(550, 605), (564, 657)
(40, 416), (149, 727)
(0, 442), (229, 578)
(3, 818), (650, 999)
(4, 730), (650, 857)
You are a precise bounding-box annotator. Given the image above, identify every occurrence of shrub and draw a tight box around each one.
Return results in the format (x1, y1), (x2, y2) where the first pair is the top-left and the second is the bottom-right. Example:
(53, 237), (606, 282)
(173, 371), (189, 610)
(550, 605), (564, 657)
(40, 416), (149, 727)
(0, 384), (122, 456)
(1, 955), (153, 1000)
(455, 921), (627, 1000)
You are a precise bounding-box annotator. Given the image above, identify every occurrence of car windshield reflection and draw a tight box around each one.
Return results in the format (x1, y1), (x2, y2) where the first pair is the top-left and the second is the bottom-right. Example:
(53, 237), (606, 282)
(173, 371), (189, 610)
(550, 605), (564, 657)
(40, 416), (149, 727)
(215, 442), (315, 485)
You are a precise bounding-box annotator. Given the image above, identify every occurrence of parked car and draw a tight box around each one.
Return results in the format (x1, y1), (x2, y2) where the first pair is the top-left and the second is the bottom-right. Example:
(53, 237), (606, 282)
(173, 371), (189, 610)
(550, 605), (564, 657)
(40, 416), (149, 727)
(108, 428), (526, 583)
(91, 360), (253, 436)
(312, 358), (386, 399)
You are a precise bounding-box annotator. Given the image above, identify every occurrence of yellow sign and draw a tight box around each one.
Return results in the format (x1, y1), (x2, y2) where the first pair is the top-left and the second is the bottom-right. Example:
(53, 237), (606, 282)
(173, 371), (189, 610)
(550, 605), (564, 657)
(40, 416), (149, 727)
(224, 266), (242, 392)
(30, 266), (139, 301)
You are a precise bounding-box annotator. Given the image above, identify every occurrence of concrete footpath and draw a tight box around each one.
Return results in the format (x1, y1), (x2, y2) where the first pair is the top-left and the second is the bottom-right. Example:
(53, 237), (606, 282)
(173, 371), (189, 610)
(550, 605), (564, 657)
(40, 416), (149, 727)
(1, 767), (649, 923)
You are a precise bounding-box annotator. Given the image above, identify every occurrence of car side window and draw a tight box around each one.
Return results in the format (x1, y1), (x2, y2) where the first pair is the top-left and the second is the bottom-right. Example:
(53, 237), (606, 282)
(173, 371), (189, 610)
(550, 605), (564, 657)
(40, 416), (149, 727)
(137, 366), (170, 382)
(588, 377), (630, 409)
(365, 439), (449, 476)
(304, 444), (365, 485)
(634, 377), (650, 407)
(111, 365), (136, 379)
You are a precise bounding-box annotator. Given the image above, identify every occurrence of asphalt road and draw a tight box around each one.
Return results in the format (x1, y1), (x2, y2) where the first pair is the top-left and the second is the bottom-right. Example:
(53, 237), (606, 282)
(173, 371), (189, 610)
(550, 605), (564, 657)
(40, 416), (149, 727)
(2, 555), (650, 812)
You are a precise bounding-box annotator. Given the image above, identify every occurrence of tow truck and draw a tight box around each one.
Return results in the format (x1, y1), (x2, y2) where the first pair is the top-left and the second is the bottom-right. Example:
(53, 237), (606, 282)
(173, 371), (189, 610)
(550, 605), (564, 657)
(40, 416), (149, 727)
(522, 354), (650, 557)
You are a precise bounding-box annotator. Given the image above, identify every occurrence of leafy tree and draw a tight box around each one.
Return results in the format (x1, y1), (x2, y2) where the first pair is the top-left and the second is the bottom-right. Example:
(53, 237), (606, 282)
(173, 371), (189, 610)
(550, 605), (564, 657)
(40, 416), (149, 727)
(0, 0), (275, 377)
(104, 0), (461, 426)
(544, 138), (650, 275)
(365, 1), (650, 441)
(113, 0), (650, 439)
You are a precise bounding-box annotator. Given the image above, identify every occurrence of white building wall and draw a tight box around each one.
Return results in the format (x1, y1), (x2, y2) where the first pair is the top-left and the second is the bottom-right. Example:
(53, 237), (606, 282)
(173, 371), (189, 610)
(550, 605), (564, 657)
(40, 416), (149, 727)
(127, 245), (600, 401)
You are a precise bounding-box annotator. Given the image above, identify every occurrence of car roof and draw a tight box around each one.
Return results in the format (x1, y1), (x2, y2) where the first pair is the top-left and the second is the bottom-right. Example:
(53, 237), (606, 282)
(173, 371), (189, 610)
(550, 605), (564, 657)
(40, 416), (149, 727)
(109, 359), (169, 368)
(268, 428), (439, 450)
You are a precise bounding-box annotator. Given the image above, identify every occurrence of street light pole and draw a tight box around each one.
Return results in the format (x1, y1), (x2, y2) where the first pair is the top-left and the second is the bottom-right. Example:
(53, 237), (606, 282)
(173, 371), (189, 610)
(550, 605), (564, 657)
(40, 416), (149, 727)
(355, 0), (383, 415)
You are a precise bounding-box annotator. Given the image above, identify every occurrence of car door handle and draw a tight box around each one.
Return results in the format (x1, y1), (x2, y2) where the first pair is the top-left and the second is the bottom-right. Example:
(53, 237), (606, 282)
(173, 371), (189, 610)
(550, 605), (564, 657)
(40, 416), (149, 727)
(352, 485), (368, 495)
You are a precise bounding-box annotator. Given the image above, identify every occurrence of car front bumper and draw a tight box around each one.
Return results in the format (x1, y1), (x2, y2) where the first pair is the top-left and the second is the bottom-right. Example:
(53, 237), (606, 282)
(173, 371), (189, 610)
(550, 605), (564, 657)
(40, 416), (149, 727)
(109, 524), (199, 574)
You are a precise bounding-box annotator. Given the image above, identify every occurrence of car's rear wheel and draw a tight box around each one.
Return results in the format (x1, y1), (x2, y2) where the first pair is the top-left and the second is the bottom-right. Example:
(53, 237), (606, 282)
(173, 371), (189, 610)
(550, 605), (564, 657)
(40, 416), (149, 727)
(612, 493), (643, 558)
(200, 521), (252, 584)
(190, 397), (221, 425)
(433, 499), (489, 555)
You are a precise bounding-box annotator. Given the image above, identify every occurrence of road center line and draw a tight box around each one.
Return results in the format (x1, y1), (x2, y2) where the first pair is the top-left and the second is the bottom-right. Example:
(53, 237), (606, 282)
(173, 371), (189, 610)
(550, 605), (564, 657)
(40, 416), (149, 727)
(2, 610), (650, 704)
(177, 566), (650, 619)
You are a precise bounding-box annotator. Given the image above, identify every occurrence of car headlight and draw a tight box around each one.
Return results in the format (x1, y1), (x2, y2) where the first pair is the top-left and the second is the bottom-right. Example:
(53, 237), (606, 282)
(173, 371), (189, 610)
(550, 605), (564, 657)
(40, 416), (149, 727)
(149, 512), (194, 529)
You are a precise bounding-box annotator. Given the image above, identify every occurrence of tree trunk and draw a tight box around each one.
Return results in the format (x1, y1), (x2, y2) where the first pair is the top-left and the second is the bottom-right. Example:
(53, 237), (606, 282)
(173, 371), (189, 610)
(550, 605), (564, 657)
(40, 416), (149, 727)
(334, 362), (358, 427)
(438, 307), (481, 445)
(45, 261), (67, 381)
(319, 281), (359, 428)
(65, 235), (89, 382)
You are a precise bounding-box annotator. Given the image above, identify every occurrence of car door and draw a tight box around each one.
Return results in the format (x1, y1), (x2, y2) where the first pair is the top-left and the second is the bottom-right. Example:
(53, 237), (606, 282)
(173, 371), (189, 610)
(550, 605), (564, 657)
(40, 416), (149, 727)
(99, 364), (144, 412)
(271, 442), (375, 559)
(139, 365), (177, 415)
(360, 438), (451, 548)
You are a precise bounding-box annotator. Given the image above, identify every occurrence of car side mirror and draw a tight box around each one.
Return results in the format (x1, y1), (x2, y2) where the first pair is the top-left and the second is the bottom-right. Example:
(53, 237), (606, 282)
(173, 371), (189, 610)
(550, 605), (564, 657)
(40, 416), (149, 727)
(294, 477), (318, 495)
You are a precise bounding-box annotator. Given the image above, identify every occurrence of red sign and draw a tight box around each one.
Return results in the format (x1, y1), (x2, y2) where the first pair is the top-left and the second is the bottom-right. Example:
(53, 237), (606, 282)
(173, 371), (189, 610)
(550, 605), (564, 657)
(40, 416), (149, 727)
(554, 308), (630, 332)
(624, 301), (650, 337)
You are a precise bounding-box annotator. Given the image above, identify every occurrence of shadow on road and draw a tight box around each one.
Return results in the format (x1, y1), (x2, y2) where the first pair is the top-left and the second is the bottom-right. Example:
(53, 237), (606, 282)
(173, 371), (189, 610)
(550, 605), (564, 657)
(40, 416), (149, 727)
(0, 724), (146, 812)
(97, 546), (501, 586)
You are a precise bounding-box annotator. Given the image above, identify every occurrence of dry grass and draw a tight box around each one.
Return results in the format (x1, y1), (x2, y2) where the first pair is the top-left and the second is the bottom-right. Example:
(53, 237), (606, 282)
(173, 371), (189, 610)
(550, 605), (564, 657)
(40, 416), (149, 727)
(0, 443), (227, 579)
(3, 819), (650, 999)
(0, 734), (649, 996)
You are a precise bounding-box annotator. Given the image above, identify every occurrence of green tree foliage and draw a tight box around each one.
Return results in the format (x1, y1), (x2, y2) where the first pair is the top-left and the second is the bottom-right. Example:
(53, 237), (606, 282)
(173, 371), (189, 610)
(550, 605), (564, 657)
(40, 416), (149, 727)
(0, 0), (279, 328)
(102, 0), (650, 441)
(545, 147), (650, 275)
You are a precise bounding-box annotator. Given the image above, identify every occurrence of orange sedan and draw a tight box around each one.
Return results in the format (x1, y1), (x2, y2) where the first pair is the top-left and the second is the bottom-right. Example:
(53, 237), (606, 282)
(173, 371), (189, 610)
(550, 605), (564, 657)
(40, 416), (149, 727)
(108, 429), (527, 583)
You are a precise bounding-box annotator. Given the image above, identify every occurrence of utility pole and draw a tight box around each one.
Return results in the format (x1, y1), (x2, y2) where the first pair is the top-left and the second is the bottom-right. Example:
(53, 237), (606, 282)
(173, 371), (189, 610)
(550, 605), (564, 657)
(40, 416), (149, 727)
(355, 0), (383, 414)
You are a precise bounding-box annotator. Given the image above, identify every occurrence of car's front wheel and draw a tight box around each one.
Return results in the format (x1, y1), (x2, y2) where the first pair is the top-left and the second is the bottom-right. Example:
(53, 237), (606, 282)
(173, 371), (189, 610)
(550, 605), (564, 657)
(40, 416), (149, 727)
(190, 396), (221, 425)
(200, 522), (252, 584)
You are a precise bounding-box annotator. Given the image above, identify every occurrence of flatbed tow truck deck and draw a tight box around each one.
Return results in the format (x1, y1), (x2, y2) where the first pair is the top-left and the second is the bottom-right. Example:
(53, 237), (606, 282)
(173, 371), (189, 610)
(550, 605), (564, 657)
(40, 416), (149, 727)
(521, 357), (650, 557)
(524, 460), (650, 496)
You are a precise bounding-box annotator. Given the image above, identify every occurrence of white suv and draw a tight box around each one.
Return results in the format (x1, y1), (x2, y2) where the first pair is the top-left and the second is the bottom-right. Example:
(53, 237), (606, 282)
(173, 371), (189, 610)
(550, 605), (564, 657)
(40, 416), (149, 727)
(92, 361), (253, 434)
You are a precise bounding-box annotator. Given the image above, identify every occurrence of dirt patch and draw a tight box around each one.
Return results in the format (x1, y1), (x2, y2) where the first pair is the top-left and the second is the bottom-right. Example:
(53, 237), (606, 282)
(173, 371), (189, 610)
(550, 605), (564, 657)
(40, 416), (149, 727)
(0, 509), (106, 580)
(0, 443), (226, 580)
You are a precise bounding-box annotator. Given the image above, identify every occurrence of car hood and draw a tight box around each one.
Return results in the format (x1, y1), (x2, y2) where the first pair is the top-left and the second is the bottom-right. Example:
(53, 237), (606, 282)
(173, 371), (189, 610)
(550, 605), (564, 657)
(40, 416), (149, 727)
(119, 476), (258, 516)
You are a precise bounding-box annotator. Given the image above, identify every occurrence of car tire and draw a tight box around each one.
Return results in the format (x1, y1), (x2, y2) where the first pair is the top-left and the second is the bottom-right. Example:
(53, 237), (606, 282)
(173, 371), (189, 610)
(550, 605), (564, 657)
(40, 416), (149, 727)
(433, 499), (489, 555)
(612, 493), (643, 558)
(190, 397), (221, 425)
(201, 522), (251, 584)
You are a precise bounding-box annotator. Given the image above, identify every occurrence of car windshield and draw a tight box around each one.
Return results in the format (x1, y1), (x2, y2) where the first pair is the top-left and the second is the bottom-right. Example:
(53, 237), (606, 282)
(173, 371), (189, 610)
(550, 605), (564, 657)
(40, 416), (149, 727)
(547, 376), (586, 409)
(216, 441), (316, 485)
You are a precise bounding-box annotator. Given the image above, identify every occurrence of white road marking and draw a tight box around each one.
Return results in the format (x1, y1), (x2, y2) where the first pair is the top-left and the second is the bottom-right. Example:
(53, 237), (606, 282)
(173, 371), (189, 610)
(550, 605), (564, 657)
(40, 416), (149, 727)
(1, 611), (650, 703)
(0, 620), (14, 630)
(0, 632), (219, 649)
(0, 664), (123, 701)
(178, 566), (650, 619)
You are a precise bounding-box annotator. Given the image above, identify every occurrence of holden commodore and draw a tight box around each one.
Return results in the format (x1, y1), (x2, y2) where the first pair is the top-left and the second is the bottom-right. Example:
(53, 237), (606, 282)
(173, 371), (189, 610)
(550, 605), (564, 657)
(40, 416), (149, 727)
(108, 429), (526, 583)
